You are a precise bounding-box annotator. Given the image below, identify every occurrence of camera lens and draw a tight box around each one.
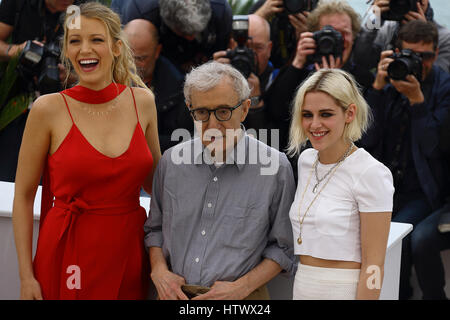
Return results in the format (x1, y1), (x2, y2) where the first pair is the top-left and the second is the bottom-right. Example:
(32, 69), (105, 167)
(232, 59), (252, 78)
(318, 36), (335, 55)
(387, 59), (409, 80)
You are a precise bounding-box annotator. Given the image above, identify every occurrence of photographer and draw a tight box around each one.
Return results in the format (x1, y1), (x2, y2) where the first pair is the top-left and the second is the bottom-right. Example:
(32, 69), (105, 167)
(213, 14), (277, 136)
(409, 113), (450, 299)
(122, 0), (232, 74)
(0, 0), (76, 60)
(0, 0), (78, 182)
(261, 0), (373, 152)
(249, 0), (316, 68)
(124, 19), (193, 154)
(358, 20), (450, 300)
(358, 0), (450, 73)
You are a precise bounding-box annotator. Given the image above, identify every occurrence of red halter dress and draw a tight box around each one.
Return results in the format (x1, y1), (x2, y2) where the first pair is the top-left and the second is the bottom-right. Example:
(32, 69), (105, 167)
(33, 84), (153, 299)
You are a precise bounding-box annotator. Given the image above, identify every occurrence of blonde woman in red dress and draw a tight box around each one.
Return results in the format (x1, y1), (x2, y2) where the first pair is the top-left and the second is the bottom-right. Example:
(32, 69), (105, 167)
(12, 2), (161, 299)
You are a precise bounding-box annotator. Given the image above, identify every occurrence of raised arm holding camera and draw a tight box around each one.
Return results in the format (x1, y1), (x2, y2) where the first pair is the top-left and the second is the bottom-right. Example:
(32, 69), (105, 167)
(261, 0), (373, 153)
(358, 20), (450, 300)
(214, 15), (275, 102)
(250, 0), (317, 68)
(358, 0), (450, 73)
(0, 0), (72, 61)
(0, 0), (79, 183)
(213, 14), (279, 137)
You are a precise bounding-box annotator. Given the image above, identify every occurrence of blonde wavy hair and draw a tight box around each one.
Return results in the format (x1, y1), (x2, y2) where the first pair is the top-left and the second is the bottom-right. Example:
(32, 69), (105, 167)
(287, 69), (372, 156)
(306, 0), (361, 38)
(60, 2), (147, 89)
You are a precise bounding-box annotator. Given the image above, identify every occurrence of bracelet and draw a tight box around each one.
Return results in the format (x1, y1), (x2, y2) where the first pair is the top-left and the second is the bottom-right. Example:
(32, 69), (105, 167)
(5, 44), (12, 56)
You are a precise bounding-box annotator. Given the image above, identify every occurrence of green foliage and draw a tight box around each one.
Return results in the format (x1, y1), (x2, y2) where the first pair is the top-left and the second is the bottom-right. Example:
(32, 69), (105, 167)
(0, 94), (32, 131)
(0, 57), (19, 109)
(0, 56), (33, 131)
(97, 0), (112, 6)
(228, 0), (256, 15)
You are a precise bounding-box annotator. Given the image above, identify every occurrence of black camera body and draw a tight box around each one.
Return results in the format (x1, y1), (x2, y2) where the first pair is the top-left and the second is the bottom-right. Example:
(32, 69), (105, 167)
(381, 0), (417, 21)
(387, 49), (422, 81)
(226, 15), (256, 78)
(308, 25), (344, 64)
(283, 0), (319, 14)
(17, 40), (62, 94)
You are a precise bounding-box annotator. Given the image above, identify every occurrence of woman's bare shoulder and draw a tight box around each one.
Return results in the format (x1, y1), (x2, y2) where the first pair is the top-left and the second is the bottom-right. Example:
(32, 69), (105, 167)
(131, 86), (157, 121)
(30, 93), (65, 114)
(28, 93), (69, 127)
(131, 86), (156, 105)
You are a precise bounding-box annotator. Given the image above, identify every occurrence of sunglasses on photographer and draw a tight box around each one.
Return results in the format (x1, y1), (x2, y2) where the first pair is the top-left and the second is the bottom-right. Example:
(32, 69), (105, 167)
(416, 51), (436, 61)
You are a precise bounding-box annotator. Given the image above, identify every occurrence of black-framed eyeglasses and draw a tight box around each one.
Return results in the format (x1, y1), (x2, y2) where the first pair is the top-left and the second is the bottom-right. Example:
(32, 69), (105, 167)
(189, 100), (244, 122)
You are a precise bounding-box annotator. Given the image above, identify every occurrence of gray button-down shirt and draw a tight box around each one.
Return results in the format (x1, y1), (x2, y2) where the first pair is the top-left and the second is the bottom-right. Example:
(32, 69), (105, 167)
(144, 134), (296, 287)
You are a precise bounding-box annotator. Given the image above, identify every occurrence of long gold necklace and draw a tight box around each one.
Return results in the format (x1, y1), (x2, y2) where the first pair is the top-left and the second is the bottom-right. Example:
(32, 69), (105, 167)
(312, 141), (354, 193)
(296, 143), (354, 245)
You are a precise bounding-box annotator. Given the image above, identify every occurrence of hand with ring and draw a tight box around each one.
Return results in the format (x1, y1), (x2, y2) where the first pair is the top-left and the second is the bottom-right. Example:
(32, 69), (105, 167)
(373, 49), (394, 90)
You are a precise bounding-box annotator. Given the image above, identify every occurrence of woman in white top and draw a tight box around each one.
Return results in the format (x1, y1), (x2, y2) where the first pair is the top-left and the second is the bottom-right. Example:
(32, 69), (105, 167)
(288, 68), (394, 300)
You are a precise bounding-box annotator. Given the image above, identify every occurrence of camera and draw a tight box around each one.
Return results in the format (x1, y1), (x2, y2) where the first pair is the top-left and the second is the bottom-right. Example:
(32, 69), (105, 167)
(387, 49), (422, 81)
(270, 0), (318, 68)
(284, 0), (319, 14)
(17, 40), (62, 94)
(226, 15), (256, 78)
(308, 25), (344, 64)
(381, 0), (417, 21)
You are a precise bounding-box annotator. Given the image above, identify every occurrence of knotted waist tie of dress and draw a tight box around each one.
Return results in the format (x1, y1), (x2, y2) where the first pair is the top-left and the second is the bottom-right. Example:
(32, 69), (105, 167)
(50, 197), (141, 299)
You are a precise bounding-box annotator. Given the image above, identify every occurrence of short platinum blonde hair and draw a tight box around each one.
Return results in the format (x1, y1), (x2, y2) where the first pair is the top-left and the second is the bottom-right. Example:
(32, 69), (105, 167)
(160, 0), (211, 36)
(184, 61), (251, 105)
(287, 69), (372, 156)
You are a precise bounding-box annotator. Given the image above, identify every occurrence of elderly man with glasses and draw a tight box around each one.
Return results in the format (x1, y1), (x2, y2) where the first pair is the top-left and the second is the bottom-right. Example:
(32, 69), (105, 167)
(143, 61), (296, 300)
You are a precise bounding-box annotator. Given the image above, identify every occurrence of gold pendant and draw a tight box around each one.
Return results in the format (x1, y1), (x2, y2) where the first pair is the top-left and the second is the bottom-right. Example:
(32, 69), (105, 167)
(297, 237), (302, 245)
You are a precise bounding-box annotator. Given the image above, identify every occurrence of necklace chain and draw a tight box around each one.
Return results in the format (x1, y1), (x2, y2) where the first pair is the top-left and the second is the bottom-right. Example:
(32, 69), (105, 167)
(313, 142), (354, 193)
(297, 142), (355, 245)
(80, 96), (119, 116)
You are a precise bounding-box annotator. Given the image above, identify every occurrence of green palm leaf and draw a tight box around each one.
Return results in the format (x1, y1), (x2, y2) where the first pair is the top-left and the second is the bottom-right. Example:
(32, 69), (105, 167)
(0, 56), (33, 131)
(228, 0), (256, 15)
(0, 94), (32, 131)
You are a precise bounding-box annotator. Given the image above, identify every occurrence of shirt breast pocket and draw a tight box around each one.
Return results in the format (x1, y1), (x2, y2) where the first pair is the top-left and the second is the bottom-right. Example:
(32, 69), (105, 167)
(219, 206), (268, 252)
(219, 207), (247, 250)
(314, 195), (354, 237)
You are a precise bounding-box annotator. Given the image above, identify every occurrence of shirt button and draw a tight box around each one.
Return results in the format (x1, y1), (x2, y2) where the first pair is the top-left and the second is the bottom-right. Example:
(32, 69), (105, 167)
(195, 257), (199, 263)
(201, 230), (206, 236)
(213, 177), (218, 182)
(207, 203), (212, 208)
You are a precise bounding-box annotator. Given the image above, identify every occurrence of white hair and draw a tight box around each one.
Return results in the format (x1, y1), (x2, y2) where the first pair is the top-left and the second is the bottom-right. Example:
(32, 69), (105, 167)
(184, 61), (251, 105)
(160, 0), (212, 36)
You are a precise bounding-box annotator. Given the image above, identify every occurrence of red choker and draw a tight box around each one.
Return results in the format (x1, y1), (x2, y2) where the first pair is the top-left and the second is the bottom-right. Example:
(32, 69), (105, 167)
(62, 82), (127, 104)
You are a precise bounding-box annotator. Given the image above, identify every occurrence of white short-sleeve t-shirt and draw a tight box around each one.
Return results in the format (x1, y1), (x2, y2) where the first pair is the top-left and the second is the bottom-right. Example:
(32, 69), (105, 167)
(289, 148), (394, 263)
